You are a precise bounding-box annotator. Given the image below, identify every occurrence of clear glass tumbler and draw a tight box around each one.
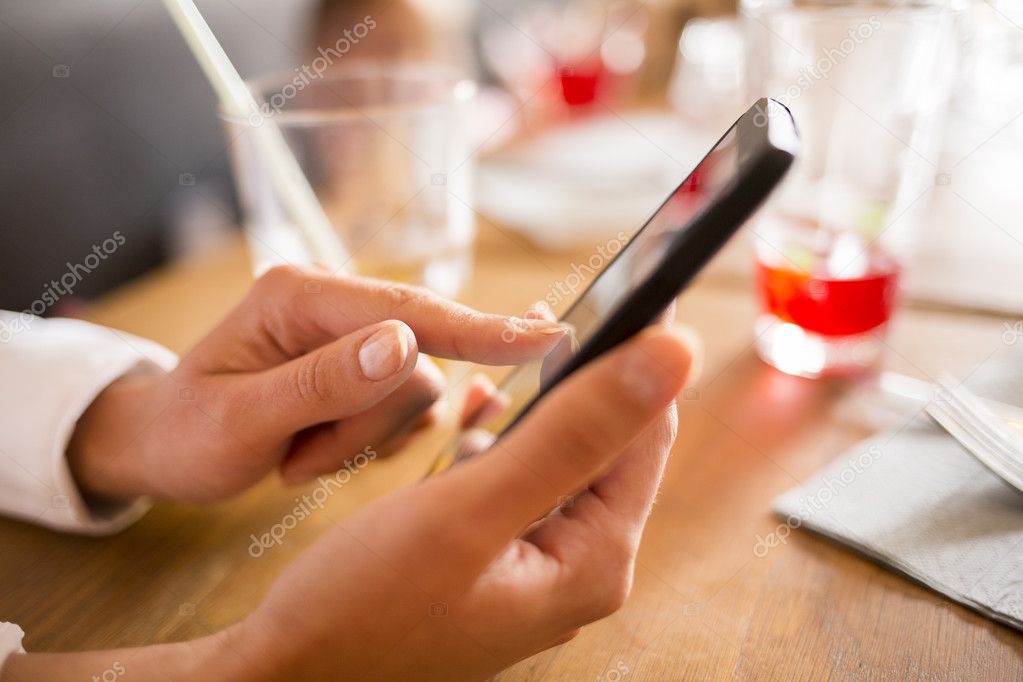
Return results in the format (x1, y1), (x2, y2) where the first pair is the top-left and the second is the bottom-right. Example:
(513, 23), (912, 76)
(742, 0), (961, 377)
(221, 63), (477, 298)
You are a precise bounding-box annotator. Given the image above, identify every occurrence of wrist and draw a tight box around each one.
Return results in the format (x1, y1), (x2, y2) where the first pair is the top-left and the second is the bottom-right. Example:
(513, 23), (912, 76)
(67, 367), (169, 501)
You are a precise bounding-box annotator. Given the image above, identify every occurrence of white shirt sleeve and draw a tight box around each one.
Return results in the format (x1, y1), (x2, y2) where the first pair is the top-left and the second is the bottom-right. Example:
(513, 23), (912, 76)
(0, 622), (25, 672)
(0, 311), (178, 535)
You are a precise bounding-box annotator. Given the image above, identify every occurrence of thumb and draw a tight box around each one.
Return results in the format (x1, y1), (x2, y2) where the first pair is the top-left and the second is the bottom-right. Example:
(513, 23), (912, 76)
(425, 326), (692, 565)
(236, 320), (418, 440)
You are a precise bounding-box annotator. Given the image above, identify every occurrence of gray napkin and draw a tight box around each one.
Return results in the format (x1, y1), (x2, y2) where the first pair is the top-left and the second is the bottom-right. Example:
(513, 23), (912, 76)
(773, 349), (1023, 631)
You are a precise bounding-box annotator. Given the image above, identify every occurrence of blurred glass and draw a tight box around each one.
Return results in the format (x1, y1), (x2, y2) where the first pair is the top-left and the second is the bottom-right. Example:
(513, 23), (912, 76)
(477, 0), (648, 120)
(948, 1), (1023, 150)
(669, 17), (747, 134)
(742, 0), (962, 378)
(221, 63), (477, 298)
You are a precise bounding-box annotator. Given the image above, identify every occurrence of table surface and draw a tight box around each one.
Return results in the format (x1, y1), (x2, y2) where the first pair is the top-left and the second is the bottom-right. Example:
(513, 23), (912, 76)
(1, 225), (1021, 680)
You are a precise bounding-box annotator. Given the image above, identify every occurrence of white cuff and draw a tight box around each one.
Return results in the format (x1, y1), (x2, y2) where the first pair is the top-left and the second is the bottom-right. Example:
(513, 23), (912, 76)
(0, 622), (25, 673)
(0, 312), (178, 535)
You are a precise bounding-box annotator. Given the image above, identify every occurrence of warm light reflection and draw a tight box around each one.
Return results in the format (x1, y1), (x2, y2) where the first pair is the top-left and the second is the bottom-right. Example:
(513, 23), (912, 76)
(768, 322), (827, 376)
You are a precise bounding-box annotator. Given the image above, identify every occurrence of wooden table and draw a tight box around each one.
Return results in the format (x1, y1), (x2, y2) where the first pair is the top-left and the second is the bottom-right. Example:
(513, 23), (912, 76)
(1, 224), (1020, 680)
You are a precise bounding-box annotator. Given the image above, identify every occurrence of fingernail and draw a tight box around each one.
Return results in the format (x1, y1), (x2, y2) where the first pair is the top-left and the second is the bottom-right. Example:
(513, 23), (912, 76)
(359, 324), (411, 381)
(619, 337), (679, 405)
(515, 318), (570, 335)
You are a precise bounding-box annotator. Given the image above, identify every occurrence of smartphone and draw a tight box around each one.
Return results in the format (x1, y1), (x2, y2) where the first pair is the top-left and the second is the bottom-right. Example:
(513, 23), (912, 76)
(430, 98), (798, 473)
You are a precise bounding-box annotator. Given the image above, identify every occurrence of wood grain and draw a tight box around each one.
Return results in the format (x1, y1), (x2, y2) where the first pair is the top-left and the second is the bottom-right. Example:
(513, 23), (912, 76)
(0, 223), (1020, 680)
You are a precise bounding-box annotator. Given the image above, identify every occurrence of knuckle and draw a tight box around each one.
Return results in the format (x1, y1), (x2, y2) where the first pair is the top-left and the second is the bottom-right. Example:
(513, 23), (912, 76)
(552, 628), (582, 646)
(294, 351), (333, 405)
(255, 264), (306, 297)
(586, 566), (633, 621)
(261, 263), (303, 285)
(380, 280), (433, 314)
(568, 545), (635, 623)
(603, 570), (633, 615)
(204, 382), (247, 428)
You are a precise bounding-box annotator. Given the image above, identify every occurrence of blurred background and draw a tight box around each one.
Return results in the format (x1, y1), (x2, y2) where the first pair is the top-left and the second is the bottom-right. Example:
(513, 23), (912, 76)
(0, 0), (713, 312)
(2, 0), (1021, 352)
(1, 0), (318, 311)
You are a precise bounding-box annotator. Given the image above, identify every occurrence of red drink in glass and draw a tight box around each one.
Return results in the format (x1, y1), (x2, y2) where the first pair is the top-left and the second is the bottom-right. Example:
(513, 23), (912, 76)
(754, 233), (902, 377)
(755, 247), (899, 337)
(556, 60), (605, 106)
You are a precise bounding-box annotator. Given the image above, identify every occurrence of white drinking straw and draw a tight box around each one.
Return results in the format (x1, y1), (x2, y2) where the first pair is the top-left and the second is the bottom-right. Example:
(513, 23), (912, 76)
(161, 0), (347, 267)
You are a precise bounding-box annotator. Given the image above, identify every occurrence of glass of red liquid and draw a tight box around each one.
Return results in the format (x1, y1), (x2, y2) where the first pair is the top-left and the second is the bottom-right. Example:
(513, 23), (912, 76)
(476, 0), (648, 118)
(753, 219), (902, 377)
(742, 0), (961, 378)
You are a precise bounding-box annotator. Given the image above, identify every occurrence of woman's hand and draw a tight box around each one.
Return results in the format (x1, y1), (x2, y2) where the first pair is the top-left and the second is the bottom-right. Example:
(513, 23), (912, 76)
(4, 297), (695, 682)
(67, 265), (567, 502)
(233, 325), (693, 680)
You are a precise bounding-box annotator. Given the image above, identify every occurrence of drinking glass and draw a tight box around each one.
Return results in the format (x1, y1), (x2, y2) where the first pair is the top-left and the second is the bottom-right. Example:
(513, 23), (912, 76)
(477, 0), (648, 113)
(742, 0), (961, 377)
(221, 63), (477, 298)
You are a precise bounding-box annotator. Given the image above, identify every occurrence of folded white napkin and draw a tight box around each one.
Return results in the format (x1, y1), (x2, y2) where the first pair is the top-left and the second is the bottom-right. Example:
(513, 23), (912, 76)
(773, 352), (1023, 631)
